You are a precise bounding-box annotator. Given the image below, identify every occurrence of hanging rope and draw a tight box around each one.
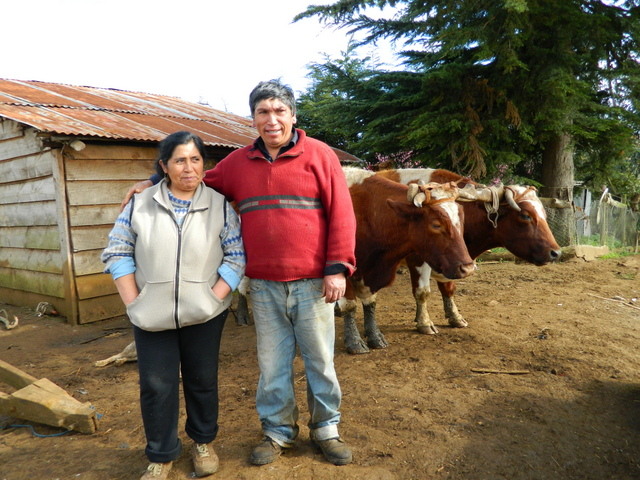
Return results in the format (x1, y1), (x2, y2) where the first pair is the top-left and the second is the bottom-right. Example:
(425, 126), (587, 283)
(483, 186), (502, 228)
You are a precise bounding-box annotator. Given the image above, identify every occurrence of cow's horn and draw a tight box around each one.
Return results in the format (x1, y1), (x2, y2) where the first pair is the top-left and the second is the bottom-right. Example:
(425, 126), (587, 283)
(457, 184), (479, 201)
(407, 184), (419, 202)
(504, 187), (521, 211)
(413, 192), (427, 207)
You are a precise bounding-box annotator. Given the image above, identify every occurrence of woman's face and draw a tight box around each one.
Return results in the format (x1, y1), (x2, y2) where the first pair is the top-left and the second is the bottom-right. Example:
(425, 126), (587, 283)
(159, 140), (204, 199)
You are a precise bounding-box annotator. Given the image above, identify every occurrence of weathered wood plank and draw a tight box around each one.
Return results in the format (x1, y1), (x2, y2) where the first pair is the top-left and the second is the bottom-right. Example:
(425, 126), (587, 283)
(0, 247), (63, 274)
(73, 249), (104, 276)
(66, 180), (144, 206)
(0, 119), (23, 141)
(76, 273), (116, 300)
(0, 201), (57, 227)
(0, 359), (38, 390)
(71, 226), (110, 252)
(78, 294), (126, 324)
(64, 144), (157, 162)
(68, 205), (120, 227)
(0, 130), (45, 162)
(0, 267), (64, 297)
(0, 176), (56, 203)
(65, 158), (156, 180)
(52, 148), (79, 325)
(0, 376), (98, 434)
(0, 226), (60, 250)
(0, 151), (55, 183)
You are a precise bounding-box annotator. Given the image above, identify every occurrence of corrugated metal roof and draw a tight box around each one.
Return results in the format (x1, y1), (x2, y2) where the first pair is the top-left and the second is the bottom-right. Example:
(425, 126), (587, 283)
(0, 78), (362, 163)
(0, 78), (257, 148)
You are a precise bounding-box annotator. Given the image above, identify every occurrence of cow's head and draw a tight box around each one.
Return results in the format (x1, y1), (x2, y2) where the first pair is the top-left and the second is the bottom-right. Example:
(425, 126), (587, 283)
(459, 184), (561, 265)
(387, 182), (475, 280)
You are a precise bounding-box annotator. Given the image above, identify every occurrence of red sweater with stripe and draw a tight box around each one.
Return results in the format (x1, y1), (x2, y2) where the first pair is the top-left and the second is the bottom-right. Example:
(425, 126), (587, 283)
(203, 129), (356, 281)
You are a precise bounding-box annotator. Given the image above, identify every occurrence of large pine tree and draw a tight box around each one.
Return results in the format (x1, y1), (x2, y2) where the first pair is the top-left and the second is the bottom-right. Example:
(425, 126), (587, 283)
(296, 1), (640, 209)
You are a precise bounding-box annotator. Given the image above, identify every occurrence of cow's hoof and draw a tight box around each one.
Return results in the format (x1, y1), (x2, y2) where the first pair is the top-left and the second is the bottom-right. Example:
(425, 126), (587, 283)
(346, 341), (370, 354)
(366, 333), (388, 350)
(448, 317), (468, 328)
(417, 324), (439, 335)
(235, 316), (251, 326)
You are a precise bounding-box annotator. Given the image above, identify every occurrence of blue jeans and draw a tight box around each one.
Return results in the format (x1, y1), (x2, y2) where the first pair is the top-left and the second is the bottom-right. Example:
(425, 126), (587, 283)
(249, 278), (342, 447)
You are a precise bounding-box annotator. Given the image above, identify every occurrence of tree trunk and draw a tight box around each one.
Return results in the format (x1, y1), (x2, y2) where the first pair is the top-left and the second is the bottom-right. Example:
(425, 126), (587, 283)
(539, 132), (576, 246)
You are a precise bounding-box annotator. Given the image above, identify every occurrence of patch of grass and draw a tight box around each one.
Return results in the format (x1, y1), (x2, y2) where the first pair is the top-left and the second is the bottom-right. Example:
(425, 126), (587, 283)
(599, 249), (639, 259)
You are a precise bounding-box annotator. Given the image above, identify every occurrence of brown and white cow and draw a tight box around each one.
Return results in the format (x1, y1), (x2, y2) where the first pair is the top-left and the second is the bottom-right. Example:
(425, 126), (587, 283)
(338, 169), (475, 354)
(353, 167), (562, 336)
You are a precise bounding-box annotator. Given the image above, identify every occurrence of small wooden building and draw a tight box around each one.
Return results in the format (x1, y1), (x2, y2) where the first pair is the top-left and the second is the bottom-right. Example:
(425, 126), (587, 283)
(0, 79), (357, 325)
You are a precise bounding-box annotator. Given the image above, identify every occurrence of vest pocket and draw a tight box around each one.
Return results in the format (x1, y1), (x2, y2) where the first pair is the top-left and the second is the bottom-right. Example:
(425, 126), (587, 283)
(126, 281), (174, 331)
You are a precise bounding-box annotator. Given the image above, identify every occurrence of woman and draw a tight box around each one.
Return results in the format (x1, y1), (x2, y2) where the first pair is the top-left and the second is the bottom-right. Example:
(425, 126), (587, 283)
(102, 131), (245, 479)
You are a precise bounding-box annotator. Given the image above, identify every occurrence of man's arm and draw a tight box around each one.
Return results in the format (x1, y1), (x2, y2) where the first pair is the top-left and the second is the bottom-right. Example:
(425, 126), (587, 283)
(120, 179), (152, 211)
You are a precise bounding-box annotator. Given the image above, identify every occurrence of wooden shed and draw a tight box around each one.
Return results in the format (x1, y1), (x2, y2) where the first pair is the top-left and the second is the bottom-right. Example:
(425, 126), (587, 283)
(0, 78), (358, 325)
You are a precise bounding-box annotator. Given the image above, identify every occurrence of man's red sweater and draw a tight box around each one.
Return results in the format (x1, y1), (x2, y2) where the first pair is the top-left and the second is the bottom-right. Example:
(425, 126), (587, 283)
(203, 129), (356, 282)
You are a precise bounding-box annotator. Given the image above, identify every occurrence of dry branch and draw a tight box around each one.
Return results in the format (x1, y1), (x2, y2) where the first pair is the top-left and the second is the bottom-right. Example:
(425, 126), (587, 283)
(587, 293), (640, 311)
(471, 368), (530, 375)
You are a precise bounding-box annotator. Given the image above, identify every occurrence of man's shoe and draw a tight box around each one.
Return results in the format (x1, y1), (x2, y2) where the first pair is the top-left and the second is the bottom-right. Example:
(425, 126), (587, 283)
(140, 461), (172, 480)
(250, 436), (283, 465)
(313, 437), (353, 466)
(192, 442), (219, 477)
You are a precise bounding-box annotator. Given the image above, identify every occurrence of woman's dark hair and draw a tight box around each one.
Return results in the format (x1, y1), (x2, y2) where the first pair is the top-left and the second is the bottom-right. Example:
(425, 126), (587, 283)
(249, 79), (296, 118)
(155, 131), (206, 177)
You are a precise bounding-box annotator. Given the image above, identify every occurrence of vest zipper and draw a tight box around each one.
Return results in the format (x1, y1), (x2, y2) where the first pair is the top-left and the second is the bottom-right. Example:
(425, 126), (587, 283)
(173, 221), (182, 329)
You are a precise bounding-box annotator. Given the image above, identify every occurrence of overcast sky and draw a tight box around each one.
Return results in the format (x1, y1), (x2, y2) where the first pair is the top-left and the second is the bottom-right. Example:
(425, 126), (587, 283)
(3, 0), (398, 117)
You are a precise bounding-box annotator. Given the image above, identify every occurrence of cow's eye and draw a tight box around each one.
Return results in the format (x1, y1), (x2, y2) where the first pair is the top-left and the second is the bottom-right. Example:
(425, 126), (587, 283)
(519, 213), (532, 222)
(430, 221), (442, 231)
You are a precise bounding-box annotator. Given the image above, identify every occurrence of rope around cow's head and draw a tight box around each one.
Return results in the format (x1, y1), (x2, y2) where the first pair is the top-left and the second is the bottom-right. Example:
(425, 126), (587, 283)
(456, 183), (539, 228)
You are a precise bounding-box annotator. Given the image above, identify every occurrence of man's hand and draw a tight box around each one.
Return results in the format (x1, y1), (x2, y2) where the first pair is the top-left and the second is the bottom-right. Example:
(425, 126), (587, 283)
(120, 179), (153, 211)
(323, 273), (346, 303)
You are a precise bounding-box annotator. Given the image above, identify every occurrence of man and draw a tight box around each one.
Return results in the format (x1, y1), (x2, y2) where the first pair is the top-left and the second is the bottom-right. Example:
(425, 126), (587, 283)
(124, 80), (356, 466)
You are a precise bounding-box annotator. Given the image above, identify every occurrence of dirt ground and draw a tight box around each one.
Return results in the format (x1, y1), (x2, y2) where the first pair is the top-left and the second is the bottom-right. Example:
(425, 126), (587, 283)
(1, 254), (639, 480)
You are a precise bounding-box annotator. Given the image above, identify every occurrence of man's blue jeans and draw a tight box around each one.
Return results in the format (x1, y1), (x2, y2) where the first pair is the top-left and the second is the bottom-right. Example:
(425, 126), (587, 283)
(249, 278), (342, 447)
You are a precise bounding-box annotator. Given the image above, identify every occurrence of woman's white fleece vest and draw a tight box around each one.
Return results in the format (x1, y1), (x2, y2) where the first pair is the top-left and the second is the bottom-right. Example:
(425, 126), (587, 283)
(126, 181), (231, 331)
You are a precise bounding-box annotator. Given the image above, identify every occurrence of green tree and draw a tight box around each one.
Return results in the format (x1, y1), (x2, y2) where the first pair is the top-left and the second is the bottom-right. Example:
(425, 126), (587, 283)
(296, 0), (640, 205)
(296, 43), (378, 158)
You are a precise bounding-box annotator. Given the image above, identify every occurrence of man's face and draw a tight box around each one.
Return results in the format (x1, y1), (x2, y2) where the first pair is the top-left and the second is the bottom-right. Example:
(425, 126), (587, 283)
(252, 98), (296, 154)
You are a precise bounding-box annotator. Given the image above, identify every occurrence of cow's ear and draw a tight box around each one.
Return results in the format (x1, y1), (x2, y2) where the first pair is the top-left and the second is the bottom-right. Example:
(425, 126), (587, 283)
(387, 199), (423, 220)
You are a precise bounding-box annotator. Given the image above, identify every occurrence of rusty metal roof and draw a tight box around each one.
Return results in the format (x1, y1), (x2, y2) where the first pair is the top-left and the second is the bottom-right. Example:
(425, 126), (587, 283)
(0, 78), (257, 148)
(0, 78), (362, 163)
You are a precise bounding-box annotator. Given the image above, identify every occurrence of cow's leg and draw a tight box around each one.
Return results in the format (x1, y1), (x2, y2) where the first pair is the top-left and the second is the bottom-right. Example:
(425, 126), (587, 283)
(437, 281), (468, 328)
(362, 294), (388, 349)
(234, 277), (252, 326)
(338, 297), (369, 354)
(235, 293), (252, 326)
(408, 260), (439, 334)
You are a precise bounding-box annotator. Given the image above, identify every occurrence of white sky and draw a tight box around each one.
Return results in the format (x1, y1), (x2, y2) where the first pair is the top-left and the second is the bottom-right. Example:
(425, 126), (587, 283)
(3, 0), (398, 118)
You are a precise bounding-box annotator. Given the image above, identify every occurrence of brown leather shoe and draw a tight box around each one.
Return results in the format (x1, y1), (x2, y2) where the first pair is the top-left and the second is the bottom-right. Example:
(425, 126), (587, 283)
(192, 443), (219, 477)
(313, 437), (353, 465)
(140, 461), (172, 480)
(250, 437), (283, 465)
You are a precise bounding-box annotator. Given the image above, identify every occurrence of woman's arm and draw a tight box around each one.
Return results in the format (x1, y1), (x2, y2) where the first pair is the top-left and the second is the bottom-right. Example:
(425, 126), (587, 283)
(114, 273), (139, 305)
(215, 201), (246, 299)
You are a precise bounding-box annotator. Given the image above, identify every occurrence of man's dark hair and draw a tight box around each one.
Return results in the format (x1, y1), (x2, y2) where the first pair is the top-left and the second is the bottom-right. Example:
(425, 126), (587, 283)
(249, 79), (296, 118)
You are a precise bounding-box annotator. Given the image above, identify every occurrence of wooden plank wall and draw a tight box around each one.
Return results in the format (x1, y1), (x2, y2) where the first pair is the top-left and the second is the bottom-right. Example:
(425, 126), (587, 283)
(63, 144), (156, 324)
(0, 122), (67, 311)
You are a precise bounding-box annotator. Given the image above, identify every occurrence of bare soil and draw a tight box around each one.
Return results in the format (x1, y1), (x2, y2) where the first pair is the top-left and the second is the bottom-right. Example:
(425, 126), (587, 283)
(1, 255), (640, 480)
